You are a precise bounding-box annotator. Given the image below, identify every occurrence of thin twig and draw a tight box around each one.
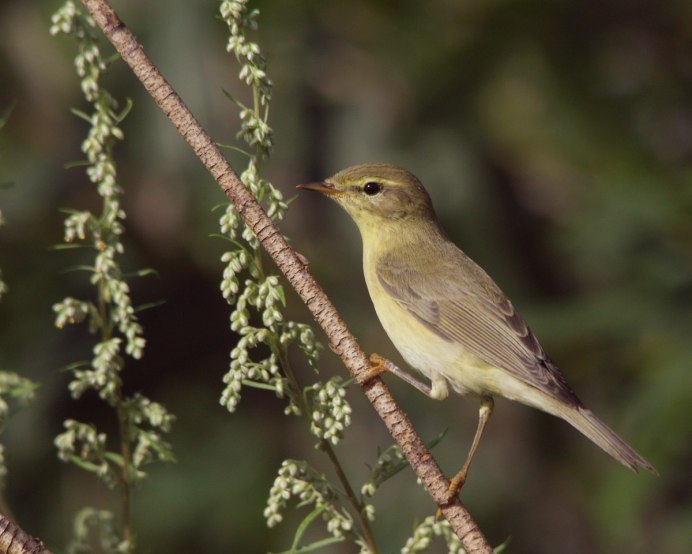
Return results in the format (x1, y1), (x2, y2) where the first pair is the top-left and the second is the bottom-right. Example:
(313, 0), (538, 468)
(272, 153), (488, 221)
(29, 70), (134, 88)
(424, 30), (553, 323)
(78, 1), (493, 552)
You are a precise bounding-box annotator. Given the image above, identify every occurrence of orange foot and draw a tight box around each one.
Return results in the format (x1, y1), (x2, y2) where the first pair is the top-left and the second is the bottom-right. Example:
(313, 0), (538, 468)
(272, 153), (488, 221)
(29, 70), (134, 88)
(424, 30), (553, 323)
(356, 353), (389, 386)
(436, 470), (467, 519)
(445, 469), (467, 504)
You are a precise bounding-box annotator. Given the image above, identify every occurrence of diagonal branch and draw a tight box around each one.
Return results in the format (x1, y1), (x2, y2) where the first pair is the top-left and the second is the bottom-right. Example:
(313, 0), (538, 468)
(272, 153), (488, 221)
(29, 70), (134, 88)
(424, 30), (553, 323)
(0, 514), (53, 554)
(78, 0), (492, 551)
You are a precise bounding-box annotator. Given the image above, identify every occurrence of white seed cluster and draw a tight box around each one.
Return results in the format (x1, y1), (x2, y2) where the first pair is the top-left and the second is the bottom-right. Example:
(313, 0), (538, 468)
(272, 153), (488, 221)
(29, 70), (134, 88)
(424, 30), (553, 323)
(309, 377), (352, 446)
(218, 3), (369, 549)
(69, 338), (123, 402)
(51, 5), (144, 362)
(66, 508), (123, 554)
(400, 515), (464, 554)
(127, 394), (175, 470)
(51, 2), (105, 102)
(55, 420), (118, 488)
(264, 460), (354, 539)
(50, 1), (174, 488)
(220, 0), (273, 151)
(53, 297), (91, 329)
(361, 443), (406, 498)
(220, 273), (287, 413)
(218, 0), (317, 419)
(51, 1), (144, 373)
(279, 321), (320, 369)
(0, 372), (36, 429)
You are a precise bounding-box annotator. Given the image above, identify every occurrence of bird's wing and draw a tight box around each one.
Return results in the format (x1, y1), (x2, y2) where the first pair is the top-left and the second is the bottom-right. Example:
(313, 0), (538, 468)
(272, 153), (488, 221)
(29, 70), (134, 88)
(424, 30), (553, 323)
(376, 248), (581, 406)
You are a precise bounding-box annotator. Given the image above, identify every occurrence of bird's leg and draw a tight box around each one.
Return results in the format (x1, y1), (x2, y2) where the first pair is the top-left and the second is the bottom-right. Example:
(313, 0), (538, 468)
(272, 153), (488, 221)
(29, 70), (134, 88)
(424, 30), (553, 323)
(358, 353), (433, 397)
(445, 396), (494, 503)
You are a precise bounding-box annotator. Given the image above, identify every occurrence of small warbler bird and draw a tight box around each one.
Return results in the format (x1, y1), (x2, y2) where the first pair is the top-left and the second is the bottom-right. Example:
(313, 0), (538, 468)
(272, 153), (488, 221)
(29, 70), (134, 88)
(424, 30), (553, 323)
(298, 163), (655, 497)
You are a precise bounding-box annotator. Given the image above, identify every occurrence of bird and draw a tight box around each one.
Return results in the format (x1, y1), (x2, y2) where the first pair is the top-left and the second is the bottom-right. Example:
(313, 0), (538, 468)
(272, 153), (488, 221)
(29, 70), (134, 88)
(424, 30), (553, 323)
(298, 163), (656, 500)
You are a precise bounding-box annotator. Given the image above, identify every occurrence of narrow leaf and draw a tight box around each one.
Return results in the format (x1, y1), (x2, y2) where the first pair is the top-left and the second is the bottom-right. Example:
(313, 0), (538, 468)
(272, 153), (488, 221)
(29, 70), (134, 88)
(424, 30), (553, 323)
(133, 299), (166, 314)
(0, 100), (16, 127)
(272, 536), (344, 554)
(115, 97), (133, 123)
(216, 142), (252, 158)
(241, 379), (278, 392)
(64, 159), (91, 169)
(290, 504), (327, 552)
(70, 107), (92, 123)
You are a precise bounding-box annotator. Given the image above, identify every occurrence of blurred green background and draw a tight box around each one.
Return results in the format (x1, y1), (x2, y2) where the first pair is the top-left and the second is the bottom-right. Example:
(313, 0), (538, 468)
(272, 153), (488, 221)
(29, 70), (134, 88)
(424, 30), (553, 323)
(0, 0), (691, 552)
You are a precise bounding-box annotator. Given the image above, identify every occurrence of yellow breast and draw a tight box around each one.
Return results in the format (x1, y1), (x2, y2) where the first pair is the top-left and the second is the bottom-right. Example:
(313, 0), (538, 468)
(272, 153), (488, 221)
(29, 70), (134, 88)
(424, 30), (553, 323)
(362, 247), (500, 399)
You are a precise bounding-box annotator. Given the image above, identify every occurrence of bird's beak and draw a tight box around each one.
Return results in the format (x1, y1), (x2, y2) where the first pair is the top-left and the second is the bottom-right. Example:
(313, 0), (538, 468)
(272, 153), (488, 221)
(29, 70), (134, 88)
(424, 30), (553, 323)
(296, 181), (342, 196)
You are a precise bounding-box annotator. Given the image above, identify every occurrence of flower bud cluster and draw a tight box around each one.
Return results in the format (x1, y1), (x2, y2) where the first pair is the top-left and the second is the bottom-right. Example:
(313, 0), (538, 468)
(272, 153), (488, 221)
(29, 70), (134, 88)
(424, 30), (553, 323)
(221, 0), (273, 152)
(218, 0), (319, 419)
(400, 515), (463, 554)
(308, 377), (352, 446)
(264, 459), (355, 540)
(50, 1), (173, 492)
(360, 443), (406, 498)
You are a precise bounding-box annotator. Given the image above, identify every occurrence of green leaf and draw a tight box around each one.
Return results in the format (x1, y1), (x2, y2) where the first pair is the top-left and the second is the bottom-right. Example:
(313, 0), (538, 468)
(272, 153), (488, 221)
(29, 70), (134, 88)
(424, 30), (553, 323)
(58, 207), (89, 215)
(105, 52), (121, 66)
(69, 456), (105, 474)
(241, 379), (278, 392)
(64, 159), (91, 169)
(289, 504), (327, 553)
(146, 436), (177, 464)
(494, 536), (512, 553)
(8, 382), (39, 401)
(209, 234), (249, 253)
(103, 451), (125, 468)
(64, 360), (92, 372)
(272, 535), (344, 554)
(275, 284), (286, 307)
(51, 243), (91, 250)
(372, 430), (447, 485)
(60, 264), (96, 274)
(115, 97), (133, 123)
(70, 107), (92, 123)
(221, 87), (247, 110)
(124, 267), (159, 279)
(216, 142), (252, 158)
(0, 100), (16, 128)
(426, 429), (447, 450)
(208, 232), (235, 243)
(133, 299), (166, 314)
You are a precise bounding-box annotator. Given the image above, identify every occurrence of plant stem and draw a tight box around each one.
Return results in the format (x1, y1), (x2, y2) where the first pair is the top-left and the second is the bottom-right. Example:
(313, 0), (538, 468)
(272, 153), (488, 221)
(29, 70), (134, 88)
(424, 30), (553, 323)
(277, 345), (379, 554)
(116, 401), (132, 549)
(320, 437), (378, 553)
(100, 269), (132, 548)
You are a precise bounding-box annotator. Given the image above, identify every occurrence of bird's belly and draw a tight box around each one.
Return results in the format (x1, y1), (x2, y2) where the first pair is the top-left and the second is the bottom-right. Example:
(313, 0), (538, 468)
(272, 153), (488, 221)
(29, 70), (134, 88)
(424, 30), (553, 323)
(368, 284), (499, 398)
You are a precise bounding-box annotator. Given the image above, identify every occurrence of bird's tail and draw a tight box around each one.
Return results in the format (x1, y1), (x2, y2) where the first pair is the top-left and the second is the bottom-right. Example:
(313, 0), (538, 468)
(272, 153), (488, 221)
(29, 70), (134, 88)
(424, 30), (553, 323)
(561, 407), (657, 474)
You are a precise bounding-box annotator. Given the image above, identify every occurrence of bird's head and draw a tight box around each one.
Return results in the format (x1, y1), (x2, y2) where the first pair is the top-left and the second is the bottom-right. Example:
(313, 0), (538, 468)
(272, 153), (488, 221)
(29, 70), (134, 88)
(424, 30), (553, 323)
(297, 163), (437, 230)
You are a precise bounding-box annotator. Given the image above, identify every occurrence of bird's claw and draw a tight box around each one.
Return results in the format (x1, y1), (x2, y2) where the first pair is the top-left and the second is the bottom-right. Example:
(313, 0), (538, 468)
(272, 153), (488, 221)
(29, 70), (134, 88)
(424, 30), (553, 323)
(435, 471), (467, 519)
(356, 353), (388, 386)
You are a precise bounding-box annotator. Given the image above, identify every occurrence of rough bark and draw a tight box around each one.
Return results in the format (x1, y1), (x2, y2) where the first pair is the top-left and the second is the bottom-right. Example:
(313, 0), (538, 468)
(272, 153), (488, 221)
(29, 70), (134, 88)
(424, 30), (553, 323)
(0, 515), (53, 554)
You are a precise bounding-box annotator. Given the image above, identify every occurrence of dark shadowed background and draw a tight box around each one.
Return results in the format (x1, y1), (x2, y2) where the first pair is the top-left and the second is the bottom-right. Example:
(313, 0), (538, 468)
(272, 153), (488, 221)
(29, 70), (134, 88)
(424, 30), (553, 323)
(0, 1), (690, 552)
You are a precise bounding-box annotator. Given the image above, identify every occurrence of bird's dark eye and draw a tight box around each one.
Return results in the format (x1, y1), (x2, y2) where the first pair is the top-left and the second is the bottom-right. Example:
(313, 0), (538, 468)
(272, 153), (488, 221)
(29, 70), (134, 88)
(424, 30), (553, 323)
(363, 181), (382, 196)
